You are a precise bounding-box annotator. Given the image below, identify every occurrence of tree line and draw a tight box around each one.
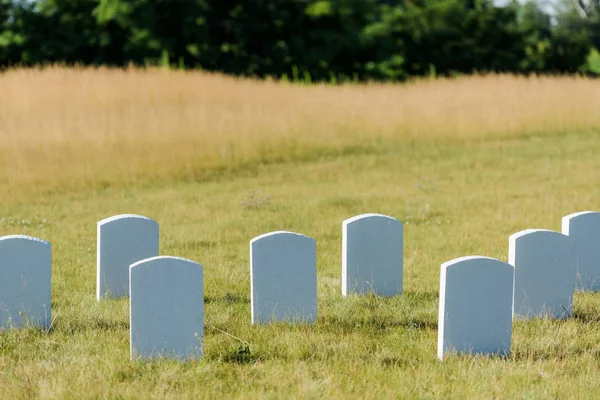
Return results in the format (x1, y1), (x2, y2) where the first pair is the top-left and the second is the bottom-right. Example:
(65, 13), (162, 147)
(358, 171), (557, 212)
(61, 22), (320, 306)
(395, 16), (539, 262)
(1, 0), (600, 81)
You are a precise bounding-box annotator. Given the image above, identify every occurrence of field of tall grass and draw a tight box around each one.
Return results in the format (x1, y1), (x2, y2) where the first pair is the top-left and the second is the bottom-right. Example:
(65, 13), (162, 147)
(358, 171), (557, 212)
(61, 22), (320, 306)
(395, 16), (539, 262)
(1, 67), (600, 398)
(1, 67), (600, 197)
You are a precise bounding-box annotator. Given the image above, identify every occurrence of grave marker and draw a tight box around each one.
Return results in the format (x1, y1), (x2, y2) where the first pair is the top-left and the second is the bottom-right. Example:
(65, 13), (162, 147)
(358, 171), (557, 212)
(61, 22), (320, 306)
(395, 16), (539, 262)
(130, 256), (204, 360)
(0, 235), (51, 330)
(97, 214), (159, 300)
(562, 211), (600, 291)
(437, 255), (513, 360)
(342, 213), (403, 296)
(509, 229), (575, 319)
(250, 231), (317, 325)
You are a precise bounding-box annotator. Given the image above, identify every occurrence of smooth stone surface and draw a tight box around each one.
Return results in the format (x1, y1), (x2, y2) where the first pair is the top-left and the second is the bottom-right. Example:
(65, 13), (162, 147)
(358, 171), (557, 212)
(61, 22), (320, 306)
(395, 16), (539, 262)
(509, 229), (576, 319)
(342, 213), (403, 296)
(130, 256), (204, 360)
(97, 214), (159, 300)
(562, 211), (600, 291)
(437, 256), (514, 360)
(0, 235), (51, 330)
(250, 231), (317, 325)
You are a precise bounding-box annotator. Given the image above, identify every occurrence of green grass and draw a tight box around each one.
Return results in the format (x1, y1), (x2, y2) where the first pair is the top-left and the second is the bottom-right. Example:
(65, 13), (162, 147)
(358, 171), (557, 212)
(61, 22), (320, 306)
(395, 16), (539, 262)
(2, 130), (600, 398)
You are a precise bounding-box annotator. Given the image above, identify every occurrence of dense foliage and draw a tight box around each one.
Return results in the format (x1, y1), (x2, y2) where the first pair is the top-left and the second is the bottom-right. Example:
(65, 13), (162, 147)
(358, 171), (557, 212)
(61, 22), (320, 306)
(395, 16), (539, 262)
(1, 0), (599, 80)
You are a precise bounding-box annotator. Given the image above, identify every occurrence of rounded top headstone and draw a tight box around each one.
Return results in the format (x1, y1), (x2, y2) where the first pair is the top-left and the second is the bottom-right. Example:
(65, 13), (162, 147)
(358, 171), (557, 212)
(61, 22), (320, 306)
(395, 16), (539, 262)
(0, 235), (50, 246)
(509, 228), (567, 241)
(343, 213), (401, 225)
(441, 255), (509, 270)
(130, 255), (202, 271)
(562, 211), (600, 220)
(98, 214), (157, 226)
(250, 230), (314, 245)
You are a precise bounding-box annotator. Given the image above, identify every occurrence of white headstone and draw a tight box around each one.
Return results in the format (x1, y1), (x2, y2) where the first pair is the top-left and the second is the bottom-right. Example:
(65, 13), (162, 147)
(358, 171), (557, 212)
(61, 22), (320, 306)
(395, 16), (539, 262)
(562, 211), (600, 291)
(0, 235), (51, 330)
(342, 213), (403, 296)
(130, 256), (204, 360)
(97, 214), (159, 300)
(509, 229), (576, 319)
(250, 231), (317, 325)
(437, 256), (514, 360)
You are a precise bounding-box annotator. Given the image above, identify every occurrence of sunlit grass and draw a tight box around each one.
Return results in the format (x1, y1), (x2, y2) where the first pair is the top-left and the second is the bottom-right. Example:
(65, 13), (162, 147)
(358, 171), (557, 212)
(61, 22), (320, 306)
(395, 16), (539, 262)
(0, 67), (600, 398)
(1, 67), (600, 197)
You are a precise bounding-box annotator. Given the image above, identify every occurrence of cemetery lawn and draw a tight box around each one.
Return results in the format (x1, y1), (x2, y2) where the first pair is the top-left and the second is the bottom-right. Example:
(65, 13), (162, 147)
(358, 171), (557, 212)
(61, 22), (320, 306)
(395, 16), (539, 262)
(2, 68), (600, 398)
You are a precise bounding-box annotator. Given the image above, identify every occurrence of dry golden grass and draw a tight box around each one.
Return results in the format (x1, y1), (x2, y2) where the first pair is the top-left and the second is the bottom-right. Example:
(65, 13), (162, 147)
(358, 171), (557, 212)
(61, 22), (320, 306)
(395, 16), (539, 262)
(1, 66), (599, 196)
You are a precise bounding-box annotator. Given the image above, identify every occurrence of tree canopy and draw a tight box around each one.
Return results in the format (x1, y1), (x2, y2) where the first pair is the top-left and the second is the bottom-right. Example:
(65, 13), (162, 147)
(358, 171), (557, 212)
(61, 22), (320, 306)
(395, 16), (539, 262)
(1, 0), (599, 80)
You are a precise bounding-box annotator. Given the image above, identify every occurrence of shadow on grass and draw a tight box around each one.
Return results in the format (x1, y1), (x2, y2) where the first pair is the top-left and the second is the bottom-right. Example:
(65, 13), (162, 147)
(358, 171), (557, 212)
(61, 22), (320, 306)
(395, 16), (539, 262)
(177, 239), (219, 250)
(403, 290), (439, 303)
(380, 356), (414, 368)
(215, 344), (265, 365)
(440, 351), (512, 364)
(571, 309), (600, 324)
(59, 318), (130, 334)
(510, 345), (587, 362)
(204, 292), (250, 305)
(319, 313), (437, 334)
(337, 289), (438, 306)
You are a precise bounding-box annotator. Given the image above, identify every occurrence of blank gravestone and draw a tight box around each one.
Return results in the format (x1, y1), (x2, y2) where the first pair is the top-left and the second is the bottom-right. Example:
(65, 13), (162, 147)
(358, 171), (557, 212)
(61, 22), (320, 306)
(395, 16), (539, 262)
(97, 214), (159, 300)
(0, 235), (51, 330)
(562, 211), (600, 291)
(509, 229), (575, 319)
(437, 256), (514, 361)
(250, 231), (317, 325)
(130, 256), (204, 360)
(342, 213), (403, 296)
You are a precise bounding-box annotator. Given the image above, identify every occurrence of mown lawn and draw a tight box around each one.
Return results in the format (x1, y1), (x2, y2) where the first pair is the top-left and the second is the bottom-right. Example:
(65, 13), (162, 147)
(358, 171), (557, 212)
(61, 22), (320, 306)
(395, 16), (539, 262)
(1, 68), (600, 398)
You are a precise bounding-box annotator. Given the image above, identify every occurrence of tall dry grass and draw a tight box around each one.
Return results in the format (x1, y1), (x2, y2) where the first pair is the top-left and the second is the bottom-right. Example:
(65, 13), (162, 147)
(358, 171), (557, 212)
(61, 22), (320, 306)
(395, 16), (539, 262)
(1, 66), (599, 196)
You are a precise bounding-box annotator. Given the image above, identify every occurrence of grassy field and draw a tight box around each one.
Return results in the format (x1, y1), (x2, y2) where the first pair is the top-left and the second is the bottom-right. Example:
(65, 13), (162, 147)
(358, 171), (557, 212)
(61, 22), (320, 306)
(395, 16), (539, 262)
(1, 67), (600, 398)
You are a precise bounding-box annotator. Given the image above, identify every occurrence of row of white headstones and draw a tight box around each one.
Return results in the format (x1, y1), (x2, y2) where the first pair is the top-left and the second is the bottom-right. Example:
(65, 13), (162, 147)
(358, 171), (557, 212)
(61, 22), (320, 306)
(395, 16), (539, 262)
(0, 211), (598, 361)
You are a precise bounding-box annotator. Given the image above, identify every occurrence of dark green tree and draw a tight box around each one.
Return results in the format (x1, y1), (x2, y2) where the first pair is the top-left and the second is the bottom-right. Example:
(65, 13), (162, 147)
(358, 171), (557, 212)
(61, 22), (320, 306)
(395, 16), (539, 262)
(0, 0), (597, 77)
